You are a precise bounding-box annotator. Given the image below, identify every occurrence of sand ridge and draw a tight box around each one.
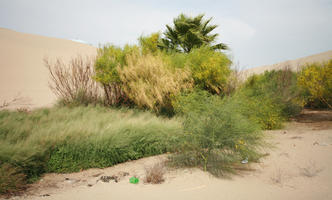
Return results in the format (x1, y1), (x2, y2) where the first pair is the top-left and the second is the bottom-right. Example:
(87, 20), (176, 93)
(242, 50), (332, 79)
(0, 28), (96, 109)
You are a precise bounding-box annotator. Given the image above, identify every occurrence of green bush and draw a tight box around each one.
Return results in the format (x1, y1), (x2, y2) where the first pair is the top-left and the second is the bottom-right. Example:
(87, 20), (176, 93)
(94, 44), (231, 109)
(138, 32), (161, 55)
(183, 47), (231, 94)
(162, 46), (231, 95)
(94, 45), (139, 105)
(297, 60), (332, 109)
(224, 91), (284, 130)
(243, 69), (302, 127)
(171, 90), (265, 176)
(0, 106), (183, 193)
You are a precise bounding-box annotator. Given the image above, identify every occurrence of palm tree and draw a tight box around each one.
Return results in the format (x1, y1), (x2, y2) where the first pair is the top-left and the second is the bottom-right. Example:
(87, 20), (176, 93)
(158, 14), (228, 53)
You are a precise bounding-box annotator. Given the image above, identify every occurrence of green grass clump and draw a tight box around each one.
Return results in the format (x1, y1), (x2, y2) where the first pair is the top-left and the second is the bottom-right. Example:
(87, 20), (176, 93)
(0, 106), (182, 193)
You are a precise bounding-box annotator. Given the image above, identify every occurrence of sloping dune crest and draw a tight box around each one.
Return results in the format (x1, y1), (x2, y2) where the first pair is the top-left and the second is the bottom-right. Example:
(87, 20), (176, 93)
(0, 28), (96, 109)
(243, 50), (332, 78)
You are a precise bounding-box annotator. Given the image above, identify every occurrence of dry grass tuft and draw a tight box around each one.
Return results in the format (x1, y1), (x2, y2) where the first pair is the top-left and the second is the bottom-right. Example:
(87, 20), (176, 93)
(144, 162), (166, 184)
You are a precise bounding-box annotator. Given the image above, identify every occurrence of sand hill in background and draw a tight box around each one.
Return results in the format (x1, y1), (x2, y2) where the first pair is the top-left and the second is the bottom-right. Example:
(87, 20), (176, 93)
(0, 28), (96, 109)
(243, 50), (332, 78)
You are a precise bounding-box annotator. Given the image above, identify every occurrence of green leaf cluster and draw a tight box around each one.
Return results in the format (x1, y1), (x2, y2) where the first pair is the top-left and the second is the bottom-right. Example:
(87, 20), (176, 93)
(159, 14), (228, 53)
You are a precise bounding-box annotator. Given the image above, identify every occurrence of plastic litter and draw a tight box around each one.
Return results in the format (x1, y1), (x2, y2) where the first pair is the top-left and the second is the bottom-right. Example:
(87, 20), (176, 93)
(129, 176), (139, 184)
(241, 158), (248, 164)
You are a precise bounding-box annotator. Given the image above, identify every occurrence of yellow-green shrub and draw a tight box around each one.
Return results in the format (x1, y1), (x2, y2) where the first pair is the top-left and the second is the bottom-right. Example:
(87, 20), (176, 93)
(298, 60), (332, 109)
(94, 45), (139, 105)
(138, 32), (161, 55)
(118, 53), (192, 113)
(184, 46), (231, 94)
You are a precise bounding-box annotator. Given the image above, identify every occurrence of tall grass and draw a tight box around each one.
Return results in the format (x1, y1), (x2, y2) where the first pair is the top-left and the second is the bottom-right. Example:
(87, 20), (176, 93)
(0, 106), (183, 193)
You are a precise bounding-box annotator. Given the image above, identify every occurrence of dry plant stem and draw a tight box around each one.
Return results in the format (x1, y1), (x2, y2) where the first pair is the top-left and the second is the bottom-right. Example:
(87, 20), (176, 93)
(144, 163), (165, 184)
(44, 56), (102, 104)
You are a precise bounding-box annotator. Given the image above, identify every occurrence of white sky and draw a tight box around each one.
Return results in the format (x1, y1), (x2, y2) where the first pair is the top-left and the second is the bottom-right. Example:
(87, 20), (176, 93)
(0, 0), (331, 68)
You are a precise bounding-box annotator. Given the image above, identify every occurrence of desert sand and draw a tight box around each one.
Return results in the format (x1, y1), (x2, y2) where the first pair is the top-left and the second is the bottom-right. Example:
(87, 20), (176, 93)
(0, 28), (96, 109)
(7, 109), (332, 200)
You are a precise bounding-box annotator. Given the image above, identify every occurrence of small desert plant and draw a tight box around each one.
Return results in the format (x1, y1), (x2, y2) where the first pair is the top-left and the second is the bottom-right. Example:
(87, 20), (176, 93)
(118, 52), (192, 113)
(45, 55), (103, 106)
(144, 162), (165, 184)
(297, 60), (332, 109)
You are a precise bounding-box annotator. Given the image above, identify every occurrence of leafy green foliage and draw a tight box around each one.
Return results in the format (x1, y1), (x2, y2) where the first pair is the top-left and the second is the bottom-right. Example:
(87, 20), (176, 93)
(159, 14), (228, 53)
(94, 45), (139, 84)
(138, 32), (161, 55)
(185, 47), (231, 94)
(297, 60), (332, 109)
(162, 46), (231, 95)
(94, 45), (139, 105)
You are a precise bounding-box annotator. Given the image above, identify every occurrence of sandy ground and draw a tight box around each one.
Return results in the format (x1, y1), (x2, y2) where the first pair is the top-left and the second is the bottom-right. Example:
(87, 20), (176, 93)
(0, 28), (96, 109)
(5, 109), (331, 200)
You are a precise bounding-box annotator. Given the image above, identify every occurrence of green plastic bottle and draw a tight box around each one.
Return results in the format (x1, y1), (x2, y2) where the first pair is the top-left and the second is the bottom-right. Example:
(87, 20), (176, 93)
(129, 176), (139, 184)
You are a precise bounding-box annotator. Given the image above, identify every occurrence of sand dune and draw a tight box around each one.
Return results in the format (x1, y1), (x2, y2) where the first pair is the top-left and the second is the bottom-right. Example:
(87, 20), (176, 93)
(0, 28), (96, 109)
(243, 50), (332, 78)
